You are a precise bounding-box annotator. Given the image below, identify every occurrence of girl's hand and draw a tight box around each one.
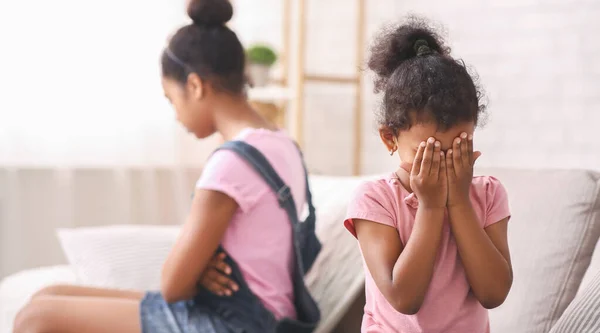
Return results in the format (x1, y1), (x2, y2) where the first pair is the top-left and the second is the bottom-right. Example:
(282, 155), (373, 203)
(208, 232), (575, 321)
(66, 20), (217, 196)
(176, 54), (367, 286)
(198, 252), (239, 296)
(410, 137), (448, 209)
(446, 133), (482, 207)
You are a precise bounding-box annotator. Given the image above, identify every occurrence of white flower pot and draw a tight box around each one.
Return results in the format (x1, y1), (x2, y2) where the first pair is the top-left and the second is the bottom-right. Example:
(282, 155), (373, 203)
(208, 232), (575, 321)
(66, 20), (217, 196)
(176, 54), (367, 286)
(247, 64), (271, 87)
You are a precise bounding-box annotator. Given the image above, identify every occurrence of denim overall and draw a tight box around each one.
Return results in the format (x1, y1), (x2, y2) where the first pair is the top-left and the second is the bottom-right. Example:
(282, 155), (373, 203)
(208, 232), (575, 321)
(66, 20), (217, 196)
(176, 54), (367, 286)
(140, 141), (321, 333)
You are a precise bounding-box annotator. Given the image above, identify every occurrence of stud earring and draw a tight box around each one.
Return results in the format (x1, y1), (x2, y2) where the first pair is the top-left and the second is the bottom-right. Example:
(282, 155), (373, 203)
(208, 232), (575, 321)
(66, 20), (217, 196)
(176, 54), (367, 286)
(389, 148), (396, 156)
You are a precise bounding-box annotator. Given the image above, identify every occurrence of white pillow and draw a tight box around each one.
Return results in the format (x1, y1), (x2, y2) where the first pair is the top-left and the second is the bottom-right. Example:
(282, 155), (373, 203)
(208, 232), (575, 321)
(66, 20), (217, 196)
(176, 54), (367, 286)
(57, 225), (180, 291)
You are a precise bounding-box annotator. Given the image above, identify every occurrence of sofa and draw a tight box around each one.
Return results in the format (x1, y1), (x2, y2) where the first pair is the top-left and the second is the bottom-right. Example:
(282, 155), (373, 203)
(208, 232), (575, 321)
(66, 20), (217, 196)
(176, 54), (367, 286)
(1, 167), (600, 333)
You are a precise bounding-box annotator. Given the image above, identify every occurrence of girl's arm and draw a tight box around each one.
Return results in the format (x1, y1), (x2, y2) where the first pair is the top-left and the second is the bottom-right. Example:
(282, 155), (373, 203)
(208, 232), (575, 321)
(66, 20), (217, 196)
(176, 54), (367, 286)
(447, 206), (512, 309)
(160, 188), (238, 303)
(446, 133), (513, 309)
(351, 139), (447, 314)
(354, 206), (445, 315)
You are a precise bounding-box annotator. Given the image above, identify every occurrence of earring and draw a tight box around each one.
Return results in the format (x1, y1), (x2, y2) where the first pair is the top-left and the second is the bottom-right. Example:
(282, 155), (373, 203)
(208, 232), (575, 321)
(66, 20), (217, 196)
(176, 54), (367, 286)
(389, 148), (396, 156)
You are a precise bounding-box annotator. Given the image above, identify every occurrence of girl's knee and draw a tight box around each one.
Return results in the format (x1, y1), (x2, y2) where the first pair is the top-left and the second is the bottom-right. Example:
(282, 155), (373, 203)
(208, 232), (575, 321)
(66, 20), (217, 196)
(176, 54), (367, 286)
(14, 302), (42, 333)
(13, 299), (57, 333)
(30, 285), (65, 301)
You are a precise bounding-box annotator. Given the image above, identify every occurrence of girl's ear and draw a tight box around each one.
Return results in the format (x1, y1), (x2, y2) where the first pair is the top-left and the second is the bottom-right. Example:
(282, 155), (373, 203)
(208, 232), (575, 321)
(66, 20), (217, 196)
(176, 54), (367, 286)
(186, 73), (204, 101)
(379, 127), (397, 151)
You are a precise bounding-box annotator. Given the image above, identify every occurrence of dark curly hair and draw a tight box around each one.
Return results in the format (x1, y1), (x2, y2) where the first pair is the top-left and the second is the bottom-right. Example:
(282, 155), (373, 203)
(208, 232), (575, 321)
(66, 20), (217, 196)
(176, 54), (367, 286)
(368, 16), (486, 134)
(161, 0), (246, 95)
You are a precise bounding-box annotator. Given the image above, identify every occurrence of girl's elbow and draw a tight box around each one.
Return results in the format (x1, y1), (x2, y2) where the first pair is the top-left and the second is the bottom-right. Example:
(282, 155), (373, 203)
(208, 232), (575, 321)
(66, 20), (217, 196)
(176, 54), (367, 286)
(390, 297), (423, 315)
(160, 276), (185, 303)
(480, 297), (506, 309)
(479, 287), (511, 309)
(162, 293), (178, 304)
(160, 283), (179, 303)
(385, 284), (425, 315)
(394, 303), (422, 315)
(161, 285), (190, 303)
(160, 267), (196, 303)
(478, 276), (512, 309)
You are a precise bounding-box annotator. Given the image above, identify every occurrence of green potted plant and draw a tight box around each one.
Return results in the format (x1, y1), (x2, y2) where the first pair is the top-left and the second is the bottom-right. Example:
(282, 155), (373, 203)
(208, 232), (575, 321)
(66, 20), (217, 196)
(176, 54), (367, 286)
(246, 44), (278, 87)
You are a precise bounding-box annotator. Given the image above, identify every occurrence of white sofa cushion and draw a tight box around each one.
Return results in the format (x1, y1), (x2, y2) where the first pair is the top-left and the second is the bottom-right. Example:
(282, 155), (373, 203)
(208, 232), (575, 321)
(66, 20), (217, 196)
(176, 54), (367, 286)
(8, 169), (599, 333)
(51, 175), (374, 333)
(484, 169), (600, 333)
(306, 175), (378, 333)
(57, 225), (180, 291)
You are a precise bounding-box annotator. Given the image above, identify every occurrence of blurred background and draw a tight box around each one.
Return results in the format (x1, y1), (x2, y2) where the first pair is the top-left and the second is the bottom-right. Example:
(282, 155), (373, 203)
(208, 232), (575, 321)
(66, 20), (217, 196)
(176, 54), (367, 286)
(1, 0), (600, 279)
(1, 0), (600, 281)
(1, 1), (600, 332)
(1, 0), (598, 176)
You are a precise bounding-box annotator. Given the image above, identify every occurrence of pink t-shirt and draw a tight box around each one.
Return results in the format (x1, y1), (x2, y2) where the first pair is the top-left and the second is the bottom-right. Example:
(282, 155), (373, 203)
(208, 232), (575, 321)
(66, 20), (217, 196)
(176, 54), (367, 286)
(196, 128), (305, 319)
(344, 173), (510, 333)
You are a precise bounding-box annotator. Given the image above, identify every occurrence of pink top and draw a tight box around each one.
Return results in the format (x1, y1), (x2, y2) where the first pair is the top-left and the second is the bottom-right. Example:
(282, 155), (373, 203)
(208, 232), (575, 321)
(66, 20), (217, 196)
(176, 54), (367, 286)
(196, 128), (305, 319)
(344, 173), (510, 333)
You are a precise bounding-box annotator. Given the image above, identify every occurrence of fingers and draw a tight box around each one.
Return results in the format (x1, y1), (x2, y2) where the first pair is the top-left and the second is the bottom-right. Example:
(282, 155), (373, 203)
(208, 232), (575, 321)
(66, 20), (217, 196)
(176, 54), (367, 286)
(210, 269), (239, 293)
(460, 132), (470, 166)
(453, 136), (463, 171)
(203, 252), (238, 296)
(446, 148), (456, 179)
(202, 269), (239, 296)
(209, 252), (231, 273)
(467, 134), (474, 163)
(210, 252), (227, 264)
(201, 274), (227, 295)
(210, 256), (232, 275)
(420, 137), (436, 175)
(473, 150), (482, 165)
(439, 151), (447, 182)
(430, 140), (441, 179)
(411, 141), (426, 176)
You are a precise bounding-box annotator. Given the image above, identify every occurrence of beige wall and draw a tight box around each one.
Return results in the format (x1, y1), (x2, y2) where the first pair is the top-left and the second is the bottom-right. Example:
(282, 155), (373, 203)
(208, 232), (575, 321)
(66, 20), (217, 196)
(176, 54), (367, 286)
(233, 0), (600, 175)
(0, 168), (202, 279)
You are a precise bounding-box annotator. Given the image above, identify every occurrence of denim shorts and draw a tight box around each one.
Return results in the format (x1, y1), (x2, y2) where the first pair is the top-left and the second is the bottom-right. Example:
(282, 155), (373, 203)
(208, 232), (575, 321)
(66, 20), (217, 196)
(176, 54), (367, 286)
(140, 290), (277, 333)
(140, 292), (234, 333)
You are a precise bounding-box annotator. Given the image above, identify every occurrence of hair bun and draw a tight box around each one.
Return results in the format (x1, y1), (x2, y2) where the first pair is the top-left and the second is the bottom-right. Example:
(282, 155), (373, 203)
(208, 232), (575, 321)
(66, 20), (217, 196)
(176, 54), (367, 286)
(367, 16), (449, 92)
(187, 0), (233, 26)
(413, 39), (432, 56)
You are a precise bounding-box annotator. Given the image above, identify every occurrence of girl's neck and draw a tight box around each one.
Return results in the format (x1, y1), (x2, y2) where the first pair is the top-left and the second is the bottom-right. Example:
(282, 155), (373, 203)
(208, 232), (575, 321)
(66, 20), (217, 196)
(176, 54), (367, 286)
(212, 97), (277, 141)
(395, 167), (413, 193)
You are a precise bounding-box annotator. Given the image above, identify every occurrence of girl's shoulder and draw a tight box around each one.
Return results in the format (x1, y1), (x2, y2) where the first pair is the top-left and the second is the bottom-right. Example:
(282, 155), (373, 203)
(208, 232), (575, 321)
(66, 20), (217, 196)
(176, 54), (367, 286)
(349, 174), (407, 209)
(471, 175), (511, 227)
(471, 175), (508, 198)
(345, 175), (404, 234)
(352, 173), (402, 196)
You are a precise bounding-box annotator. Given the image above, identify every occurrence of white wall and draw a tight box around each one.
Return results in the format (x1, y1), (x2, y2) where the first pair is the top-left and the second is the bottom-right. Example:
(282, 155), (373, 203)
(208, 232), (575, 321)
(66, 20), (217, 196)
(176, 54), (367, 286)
(234, 0), (600, 175)
(1, 0), (596, 172)
(0, 0), (224, 168)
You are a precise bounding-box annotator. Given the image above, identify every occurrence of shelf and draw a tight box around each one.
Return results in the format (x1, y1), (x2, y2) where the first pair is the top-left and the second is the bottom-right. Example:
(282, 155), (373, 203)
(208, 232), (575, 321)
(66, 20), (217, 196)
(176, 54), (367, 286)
(248, 86), (294, 103)
(304, 74), (359, 84)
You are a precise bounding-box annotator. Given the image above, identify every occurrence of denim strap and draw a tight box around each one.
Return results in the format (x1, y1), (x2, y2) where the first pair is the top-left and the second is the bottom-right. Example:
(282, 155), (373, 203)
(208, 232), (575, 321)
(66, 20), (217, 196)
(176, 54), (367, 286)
(216, 140), (320, 273)
(209, 140), (321, 332)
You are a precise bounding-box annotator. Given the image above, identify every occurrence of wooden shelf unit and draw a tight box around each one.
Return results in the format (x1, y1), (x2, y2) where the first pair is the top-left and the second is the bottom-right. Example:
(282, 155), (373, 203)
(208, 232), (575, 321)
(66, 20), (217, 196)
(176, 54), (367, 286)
(294, 0), (366, 176)
(233, 0), (367, 175)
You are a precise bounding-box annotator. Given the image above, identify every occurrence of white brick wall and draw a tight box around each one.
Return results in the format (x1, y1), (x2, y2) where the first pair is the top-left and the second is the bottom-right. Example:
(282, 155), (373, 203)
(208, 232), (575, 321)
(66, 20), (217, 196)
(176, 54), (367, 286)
(234, 0), (600, 175)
